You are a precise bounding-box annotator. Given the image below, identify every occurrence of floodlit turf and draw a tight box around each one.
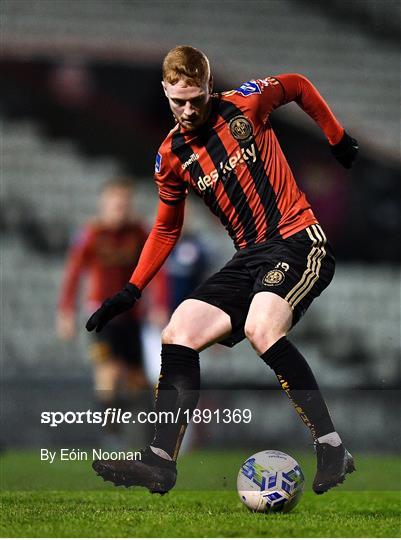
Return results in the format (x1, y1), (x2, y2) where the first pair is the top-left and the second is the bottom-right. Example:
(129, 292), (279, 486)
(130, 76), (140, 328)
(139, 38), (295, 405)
(1, 450), (400, 537)
(2, 490), (400, 538)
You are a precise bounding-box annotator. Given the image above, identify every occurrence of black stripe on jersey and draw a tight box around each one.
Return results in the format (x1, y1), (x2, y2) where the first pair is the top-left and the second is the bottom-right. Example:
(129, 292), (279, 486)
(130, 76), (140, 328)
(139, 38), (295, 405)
(218, 100), (282, 237)
(197, 127), (258, 246)
(171, 131), (232, 237)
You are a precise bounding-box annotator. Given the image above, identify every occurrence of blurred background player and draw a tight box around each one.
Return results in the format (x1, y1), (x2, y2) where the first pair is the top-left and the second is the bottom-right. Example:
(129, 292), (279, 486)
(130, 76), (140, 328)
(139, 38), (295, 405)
(57, 177), (151, 446)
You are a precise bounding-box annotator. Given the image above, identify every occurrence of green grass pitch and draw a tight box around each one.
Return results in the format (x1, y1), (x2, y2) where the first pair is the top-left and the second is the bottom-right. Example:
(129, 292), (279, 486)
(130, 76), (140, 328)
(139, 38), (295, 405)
(1, 450), (400, 537)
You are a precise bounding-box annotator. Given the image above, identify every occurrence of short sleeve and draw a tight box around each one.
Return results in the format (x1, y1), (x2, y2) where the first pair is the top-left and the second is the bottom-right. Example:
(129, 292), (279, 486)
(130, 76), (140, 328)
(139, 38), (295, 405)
(154, 150), (188, 206)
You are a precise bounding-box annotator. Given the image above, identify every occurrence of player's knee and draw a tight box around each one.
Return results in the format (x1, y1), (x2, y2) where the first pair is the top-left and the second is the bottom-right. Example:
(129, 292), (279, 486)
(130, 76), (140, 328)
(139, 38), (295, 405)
(244, 322), (285, 355)
(161, 323), (177, 344)
(161, 323), (201, 350)
(244, 322), (264, 351)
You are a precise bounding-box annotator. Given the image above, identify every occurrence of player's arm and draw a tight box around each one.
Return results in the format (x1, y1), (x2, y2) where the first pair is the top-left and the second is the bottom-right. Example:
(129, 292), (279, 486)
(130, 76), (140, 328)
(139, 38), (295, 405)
(260, 73), (358, 168)
(130, 199), (185, 290)
(86, 199), (185, 332)
(57, 226), (92, 339)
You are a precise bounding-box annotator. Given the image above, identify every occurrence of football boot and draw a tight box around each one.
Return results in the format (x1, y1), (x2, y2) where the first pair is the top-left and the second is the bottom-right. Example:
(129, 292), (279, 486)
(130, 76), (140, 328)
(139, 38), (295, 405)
(312, 442), (355, 494)
(92, 447), (177, 494)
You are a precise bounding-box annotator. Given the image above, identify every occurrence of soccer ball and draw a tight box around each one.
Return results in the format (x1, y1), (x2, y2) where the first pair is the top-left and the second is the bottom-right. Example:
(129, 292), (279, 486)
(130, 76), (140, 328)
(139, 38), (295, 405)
(237, 450), (305, 513)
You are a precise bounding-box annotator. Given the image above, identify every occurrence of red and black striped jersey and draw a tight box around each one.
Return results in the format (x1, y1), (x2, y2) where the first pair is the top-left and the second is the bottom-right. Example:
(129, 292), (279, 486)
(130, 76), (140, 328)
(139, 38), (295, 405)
(130, 73), (344, 290)
(59, 221), (147, 314)
(154, 74), (343, 250)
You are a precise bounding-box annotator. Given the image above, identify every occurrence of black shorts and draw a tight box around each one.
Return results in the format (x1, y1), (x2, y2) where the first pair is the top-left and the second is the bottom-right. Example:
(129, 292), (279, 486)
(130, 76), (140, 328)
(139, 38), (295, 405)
(89, 315), (143, 367)
(188, 224), (335, 347)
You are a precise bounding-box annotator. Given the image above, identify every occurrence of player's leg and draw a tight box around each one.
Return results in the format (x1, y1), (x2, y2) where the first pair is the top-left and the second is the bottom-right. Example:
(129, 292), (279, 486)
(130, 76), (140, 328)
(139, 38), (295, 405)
(245, 291), (337, 439)
(148, 299), (232, 459)
(117, 318), (149, 394)
(93, 257), (253, 491)
(246, 225), (355, 493)
(162, 298), (233, 350)
(118, 319), (154, 449)
(91, 318), (149, 447)
(93, 298), (232, 492)
(245, 291), (354, 493)
(90, 337), (126, 445)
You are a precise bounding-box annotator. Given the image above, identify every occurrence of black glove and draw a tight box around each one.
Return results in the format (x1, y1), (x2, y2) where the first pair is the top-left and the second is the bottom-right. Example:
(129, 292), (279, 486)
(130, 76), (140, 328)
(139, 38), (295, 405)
(330, 131), (359, 169)
(86, 283), (141, 333)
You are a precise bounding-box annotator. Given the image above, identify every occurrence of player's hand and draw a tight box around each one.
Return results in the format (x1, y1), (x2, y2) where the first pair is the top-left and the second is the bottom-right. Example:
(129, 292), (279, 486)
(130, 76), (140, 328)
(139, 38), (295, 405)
(330, 131), (359, 169)
(85, 283), (141, 333)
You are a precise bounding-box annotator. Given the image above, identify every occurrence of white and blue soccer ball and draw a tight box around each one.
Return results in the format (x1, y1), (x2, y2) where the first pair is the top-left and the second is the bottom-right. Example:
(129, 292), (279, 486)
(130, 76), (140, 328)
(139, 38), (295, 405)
(237, 450), (305, 513)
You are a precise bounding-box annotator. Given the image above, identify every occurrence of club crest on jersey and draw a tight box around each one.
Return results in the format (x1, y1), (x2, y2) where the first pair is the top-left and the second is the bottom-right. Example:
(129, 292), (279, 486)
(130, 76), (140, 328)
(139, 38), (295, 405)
(155, 152), (162, 173)
(262, 269), (285, 286)
(235, 80), (261, 97)
(229, 115), (253, 142)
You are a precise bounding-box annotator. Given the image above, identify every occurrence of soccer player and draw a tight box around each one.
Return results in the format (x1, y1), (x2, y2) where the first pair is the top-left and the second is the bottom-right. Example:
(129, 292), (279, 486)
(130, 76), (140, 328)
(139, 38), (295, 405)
(86, 46), (358, 494)
(58, 177), (150, 442)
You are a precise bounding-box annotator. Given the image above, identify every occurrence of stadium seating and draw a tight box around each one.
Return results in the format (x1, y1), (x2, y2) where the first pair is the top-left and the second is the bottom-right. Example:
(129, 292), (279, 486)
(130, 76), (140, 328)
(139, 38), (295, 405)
(1, 120), (117, 229)
(1, 118), (225, 376)
(1, 0), (399, 160)
(1, 2), (399, 455)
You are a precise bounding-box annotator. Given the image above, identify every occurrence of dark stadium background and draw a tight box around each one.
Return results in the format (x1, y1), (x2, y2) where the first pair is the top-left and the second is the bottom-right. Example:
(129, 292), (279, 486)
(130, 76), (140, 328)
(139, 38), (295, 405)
(1, 0), (400, 458)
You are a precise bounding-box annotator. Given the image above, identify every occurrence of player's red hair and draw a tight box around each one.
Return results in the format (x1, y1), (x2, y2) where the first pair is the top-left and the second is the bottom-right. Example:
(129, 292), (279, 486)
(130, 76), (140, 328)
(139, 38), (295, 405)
(162, 45), (210, 85)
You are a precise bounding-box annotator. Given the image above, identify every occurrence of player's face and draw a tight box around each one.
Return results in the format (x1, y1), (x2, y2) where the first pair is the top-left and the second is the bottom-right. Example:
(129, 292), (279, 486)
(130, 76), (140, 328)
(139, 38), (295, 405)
(162, 78), (212, 131)
(99, 187), (134, 227)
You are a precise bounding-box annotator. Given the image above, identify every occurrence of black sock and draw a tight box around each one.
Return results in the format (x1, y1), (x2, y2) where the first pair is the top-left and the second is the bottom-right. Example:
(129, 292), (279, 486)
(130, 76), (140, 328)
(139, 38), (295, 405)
(260, 337), (335, 439)
(152, 344), (200, 460)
